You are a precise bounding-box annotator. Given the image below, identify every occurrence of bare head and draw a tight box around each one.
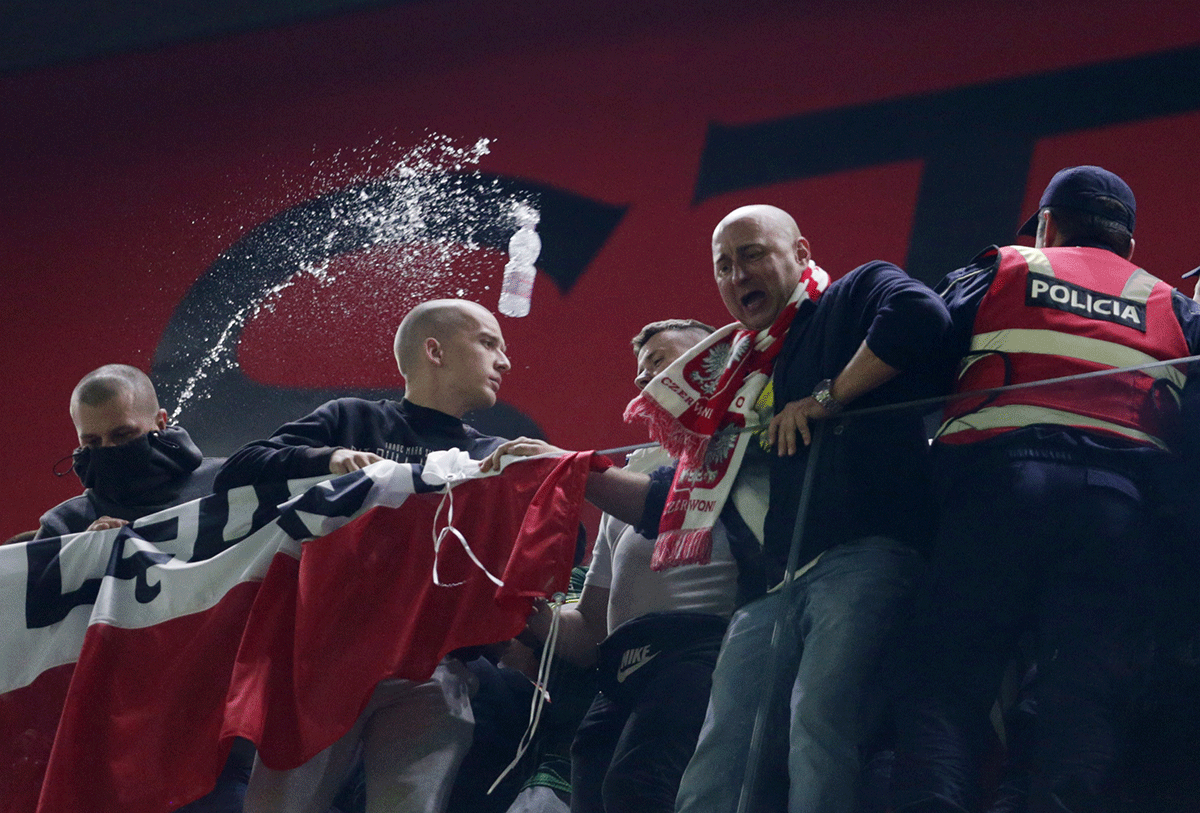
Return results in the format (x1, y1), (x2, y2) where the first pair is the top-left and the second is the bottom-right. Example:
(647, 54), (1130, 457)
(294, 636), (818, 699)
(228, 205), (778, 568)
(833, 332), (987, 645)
(393, 299), (510, 418)
(630, 319), (715, 390)
(69, 364), (168, 448)
(711, 205), (811, 330)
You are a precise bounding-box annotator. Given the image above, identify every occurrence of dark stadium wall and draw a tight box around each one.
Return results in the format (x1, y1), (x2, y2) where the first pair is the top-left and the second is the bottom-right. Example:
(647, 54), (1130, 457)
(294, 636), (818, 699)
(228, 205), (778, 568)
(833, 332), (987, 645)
(3, 0), (1200, 539)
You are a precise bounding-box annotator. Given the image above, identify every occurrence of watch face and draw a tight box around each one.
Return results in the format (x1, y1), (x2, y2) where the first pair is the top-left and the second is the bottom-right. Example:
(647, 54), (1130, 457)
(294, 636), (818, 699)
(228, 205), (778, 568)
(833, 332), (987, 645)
(814, 380), (840, 411)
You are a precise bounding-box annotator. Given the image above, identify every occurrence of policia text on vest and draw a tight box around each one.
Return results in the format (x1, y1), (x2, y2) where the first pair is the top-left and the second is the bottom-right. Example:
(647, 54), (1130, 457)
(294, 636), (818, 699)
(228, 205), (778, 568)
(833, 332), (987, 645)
(1027, 274), (1146, 333)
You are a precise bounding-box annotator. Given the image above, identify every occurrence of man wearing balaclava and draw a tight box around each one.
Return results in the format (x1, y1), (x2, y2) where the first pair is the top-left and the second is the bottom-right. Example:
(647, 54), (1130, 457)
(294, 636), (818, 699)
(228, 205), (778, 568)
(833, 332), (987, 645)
(34, 364), (221, 539)
(32, 364), (247, 813)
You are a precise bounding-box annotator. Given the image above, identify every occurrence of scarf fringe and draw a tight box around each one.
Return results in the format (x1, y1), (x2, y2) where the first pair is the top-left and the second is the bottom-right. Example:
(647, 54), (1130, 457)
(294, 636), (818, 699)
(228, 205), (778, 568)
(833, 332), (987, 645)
(649, 528), (714, 571)
(624, 395), (711, 462)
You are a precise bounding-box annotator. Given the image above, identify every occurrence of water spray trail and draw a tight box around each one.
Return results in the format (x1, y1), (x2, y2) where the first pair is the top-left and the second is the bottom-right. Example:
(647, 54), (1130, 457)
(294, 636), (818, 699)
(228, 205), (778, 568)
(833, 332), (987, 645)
(166, 134), (537, 420)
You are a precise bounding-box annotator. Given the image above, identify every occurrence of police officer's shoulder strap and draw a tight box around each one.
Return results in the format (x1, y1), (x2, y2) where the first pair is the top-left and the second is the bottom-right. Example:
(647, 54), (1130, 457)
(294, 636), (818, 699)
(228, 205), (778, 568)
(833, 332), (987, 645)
(937, 245), (1001, 297)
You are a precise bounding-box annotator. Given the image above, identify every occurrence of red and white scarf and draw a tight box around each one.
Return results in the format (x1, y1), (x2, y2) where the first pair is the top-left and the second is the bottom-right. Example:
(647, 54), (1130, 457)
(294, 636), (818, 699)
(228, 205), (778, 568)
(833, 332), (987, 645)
(624, 263), (829, 569)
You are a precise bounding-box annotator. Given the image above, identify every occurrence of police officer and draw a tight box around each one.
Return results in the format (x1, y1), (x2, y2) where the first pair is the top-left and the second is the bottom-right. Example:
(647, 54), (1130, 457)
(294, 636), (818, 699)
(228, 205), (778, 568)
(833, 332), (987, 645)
(891, 166), (1200, 813)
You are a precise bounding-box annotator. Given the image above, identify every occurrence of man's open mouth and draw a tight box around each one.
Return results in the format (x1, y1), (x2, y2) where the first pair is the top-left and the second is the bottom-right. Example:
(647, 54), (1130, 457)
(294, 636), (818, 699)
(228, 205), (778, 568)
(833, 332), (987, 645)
(741, 291), (765, 309)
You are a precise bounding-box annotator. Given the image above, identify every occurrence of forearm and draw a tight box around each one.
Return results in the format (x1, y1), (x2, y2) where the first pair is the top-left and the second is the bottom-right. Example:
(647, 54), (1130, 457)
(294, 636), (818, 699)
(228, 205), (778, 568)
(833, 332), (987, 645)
(527, 605), (599, 667)
(213, 442), (335, 489)
(526, 584), (609, 668)
(34, 515), (72, 540)
(479, 439), (653, 525)
(773, 341), (904, 452)
(585, 468), (652, 526)
(828, 340), (902, 406)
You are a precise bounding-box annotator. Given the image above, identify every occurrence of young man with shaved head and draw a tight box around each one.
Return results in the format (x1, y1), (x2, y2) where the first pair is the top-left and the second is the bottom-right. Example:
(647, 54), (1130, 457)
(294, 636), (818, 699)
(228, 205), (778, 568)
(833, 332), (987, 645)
(216, 298), (511, 813)
(36, 364), (222, 539)
(489, 204), (950, 812)
(215, 299), (510, 489)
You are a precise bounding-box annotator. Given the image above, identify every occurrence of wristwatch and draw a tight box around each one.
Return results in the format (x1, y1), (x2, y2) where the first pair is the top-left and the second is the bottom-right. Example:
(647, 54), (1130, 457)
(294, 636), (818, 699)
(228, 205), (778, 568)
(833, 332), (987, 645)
(811, 378), (844, 414)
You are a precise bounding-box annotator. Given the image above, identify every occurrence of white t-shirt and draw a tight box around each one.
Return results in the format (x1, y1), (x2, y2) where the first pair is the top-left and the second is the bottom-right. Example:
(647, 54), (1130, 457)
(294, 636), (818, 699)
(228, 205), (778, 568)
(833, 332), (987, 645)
(585, 445), (740, 632)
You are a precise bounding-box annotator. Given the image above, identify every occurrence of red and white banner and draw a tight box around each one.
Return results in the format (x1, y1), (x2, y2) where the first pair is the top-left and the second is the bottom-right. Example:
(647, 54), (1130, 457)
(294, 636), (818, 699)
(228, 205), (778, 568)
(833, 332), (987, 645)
(0, 452), (591, 813)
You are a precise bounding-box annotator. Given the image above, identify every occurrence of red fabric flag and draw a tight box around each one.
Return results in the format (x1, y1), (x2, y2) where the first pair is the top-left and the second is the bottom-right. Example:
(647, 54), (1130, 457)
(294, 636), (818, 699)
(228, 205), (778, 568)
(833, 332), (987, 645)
(223, 452), (588, 770)
(2, 453), (590, 813)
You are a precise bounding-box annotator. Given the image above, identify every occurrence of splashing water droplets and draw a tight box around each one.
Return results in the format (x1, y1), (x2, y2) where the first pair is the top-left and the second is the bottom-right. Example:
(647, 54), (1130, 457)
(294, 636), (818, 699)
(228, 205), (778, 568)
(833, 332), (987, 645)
(168, 134), (533, 419)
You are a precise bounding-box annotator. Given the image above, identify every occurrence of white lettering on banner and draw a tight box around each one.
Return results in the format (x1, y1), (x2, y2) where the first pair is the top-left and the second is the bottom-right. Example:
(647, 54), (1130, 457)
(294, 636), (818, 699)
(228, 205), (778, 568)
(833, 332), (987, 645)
(1026, 275), (1147, 332)
(23, 474), (361, 631)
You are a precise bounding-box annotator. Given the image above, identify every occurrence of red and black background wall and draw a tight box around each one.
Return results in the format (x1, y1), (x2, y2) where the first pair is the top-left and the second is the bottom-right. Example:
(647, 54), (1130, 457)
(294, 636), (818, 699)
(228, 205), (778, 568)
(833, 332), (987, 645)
(4, 0), (1200, 539)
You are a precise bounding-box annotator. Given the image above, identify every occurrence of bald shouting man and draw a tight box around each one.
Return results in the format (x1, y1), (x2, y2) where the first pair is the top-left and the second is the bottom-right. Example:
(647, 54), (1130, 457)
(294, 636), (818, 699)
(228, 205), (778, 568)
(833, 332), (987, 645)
(667, 205), (950, 813)
(216, 299), (512, 813)
(489, 205), (951, 812)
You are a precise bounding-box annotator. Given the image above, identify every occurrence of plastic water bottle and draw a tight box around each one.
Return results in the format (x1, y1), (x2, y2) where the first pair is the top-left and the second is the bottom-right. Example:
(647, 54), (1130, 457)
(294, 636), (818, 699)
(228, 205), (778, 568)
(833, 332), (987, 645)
(498, 204), (541, 318)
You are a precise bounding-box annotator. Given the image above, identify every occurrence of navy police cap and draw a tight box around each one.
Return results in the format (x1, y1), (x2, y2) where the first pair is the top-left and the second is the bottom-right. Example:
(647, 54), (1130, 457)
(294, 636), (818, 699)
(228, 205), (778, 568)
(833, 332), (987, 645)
(1017, 165), (1136, 238)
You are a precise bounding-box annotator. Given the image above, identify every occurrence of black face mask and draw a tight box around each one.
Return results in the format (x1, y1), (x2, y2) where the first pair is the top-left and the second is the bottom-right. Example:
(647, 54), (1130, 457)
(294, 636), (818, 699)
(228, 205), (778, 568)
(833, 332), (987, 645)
(71, 427), (202, 505)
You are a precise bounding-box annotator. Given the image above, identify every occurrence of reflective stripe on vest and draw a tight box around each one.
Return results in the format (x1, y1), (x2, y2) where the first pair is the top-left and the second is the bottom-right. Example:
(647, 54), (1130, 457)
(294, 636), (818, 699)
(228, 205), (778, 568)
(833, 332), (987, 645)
(1012, 245), (1055, 278)
(1009, 245), (1161, 302)
(945, 405), (1169, 450)
(940, 245), (1189, 448)
(961, 329), (1186, 391)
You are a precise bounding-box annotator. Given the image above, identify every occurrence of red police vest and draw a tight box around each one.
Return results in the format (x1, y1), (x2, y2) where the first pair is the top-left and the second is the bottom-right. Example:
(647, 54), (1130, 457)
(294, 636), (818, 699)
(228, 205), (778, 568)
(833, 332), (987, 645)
(939, 245), (1189, 450)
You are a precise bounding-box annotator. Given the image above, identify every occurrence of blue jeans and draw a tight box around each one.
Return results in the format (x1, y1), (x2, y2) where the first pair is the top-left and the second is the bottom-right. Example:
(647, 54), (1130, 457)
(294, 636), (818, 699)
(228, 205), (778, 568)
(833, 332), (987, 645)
(675, 537), (920, 813)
